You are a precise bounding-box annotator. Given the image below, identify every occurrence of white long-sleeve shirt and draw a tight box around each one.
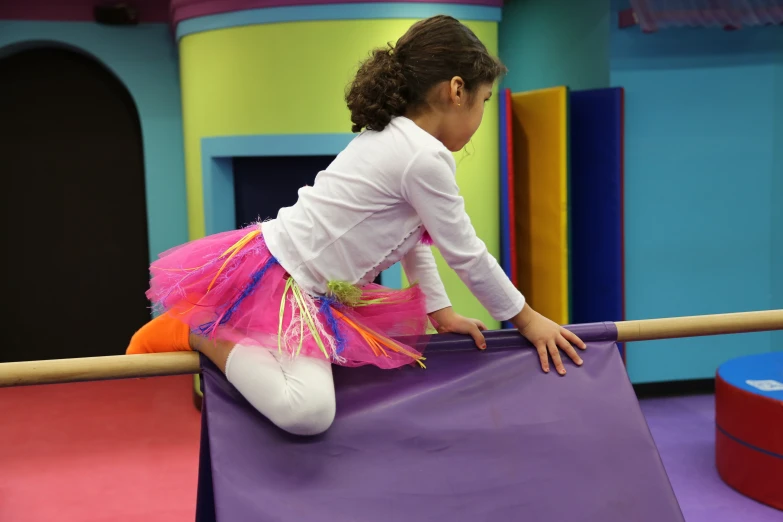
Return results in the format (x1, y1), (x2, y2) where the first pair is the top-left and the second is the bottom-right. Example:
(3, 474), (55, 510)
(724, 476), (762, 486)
(262, 116), (525, 322)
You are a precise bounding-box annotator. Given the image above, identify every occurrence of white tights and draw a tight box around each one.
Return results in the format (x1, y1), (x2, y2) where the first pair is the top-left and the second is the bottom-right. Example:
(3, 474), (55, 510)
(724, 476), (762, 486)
(224, 343), (336, 436)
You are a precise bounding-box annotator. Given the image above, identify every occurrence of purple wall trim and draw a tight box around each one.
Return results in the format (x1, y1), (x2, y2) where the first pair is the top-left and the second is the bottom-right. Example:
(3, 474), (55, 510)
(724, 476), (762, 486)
(170, 0), (503, 26)
(0, 1), (170, 23)
(0, 1), (502, 27)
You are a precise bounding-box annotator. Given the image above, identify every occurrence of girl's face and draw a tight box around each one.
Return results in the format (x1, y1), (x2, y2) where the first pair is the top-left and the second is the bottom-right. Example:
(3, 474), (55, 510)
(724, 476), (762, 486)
(440, 81), (493, 152)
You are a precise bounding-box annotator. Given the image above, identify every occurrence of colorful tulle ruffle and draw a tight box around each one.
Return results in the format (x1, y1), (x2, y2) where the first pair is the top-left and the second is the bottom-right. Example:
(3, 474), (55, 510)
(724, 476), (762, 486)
(147, 224), (431, 369)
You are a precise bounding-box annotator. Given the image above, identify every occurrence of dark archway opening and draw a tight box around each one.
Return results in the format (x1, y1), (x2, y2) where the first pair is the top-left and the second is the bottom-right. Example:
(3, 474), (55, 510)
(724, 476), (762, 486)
(0, 47), (151, 362)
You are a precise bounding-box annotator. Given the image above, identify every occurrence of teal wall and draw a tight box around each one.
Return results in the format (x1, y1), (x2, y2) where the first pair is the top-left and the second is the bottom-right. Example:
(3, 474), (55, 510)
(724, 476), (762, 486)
(610, 6), (783, 382)
(499, 0), (610, 92)
(0, 21), (188, 261)
(499, 0), (782, 381)
(773, 59), (783, 351)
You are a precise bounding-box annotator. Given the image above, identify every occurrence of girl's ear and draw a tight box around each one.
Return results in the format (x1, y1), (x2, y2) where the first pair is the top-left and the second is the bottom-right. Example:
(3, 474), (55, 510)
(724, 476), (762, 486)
(449, 76), (465, 105)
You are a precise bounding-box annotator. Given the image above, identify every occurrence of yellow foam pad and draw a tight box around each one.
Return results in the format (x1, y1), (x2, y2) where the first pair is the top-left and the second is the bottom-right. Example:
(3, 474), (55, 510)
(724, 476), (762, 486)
(510, 87), (569, 325)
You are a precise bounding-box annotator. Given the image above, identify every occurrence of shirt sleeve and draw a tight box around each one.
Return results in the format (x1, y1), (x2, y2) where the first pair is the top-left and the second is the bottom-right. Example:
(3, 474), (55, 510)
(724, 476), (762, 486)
(400, 148), (526, 322)
(401, 244), (452, 314)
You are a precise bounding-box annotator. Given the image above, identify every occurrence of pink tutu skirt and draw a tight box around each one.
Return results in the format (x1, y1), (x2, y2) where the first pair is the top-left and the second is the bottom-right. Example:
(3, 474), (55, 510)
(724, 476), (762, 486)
(147, 224), (432, 369)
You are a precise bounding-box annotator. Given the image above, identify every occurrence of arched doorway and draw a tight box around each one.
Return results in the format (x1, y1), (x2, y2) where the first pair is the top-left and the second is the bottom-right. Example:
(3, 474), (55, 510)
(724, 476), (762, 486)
(0, 47), (151, 362)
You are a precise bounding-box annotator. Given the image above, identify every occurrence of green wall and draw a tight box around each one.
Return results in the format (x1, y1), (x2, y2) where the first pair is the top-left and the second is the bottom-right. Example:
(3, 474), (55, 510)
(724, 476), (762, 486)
(499, 0), (611, 92)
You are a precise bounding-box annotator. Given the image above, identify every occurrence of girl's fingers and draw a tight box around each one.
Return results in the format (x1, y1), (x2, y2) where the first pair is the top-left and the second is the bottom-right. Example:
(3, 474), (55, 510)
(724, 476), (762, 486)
(557, 334), (583, 366)
(562, 328), (587, 350)
(469, 323), (486, 350)
(535, 342), (550, 373)
(547, 340), (566, 375)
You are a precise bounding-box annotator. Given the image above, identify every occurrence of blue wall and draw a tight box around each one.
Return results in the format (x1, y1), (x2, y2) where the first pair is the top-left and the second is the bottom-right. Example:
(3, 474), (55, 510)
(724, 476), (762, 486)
(0, 21), (188, 262)
(499, 0), (610, 92)
(774, 59), (783, 351)
(611, 9), (783, 382)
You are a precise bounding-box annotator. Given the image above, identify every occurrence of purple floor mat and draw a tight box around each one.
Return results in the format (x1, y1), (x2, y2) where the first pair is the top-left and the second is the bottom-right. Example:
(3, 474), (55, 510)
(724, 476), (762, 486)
(639, 394), (782, 522)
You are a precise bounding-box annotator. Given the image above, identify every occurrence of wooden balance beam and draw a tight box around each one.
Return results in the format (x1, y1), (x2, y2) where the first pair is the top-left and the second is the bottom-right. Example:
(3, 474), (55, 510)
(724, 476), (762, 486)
(0, 309), (781, 388)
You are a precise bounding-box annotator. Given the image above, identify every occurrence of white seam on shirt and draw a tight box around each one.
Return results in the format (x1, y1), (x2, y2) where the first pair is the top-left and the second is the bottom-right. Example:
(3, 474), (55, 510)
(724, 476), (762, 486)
(399, 148), (430, 202)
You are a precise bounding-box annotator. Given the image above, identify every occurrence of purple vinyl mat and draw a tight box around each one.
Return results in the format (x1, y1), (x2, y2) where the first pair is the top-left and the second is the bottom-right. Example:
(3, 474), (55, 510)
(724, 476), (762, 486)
(195, 326), (684, 522)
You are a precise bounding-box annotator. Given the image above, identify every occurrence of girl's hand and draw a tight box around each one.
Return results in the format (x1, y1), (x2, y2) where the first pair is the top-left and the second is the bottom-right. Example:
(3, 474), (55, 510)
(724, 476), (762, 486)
(430, 307), (488, 350)
(511, 304), (586, 375)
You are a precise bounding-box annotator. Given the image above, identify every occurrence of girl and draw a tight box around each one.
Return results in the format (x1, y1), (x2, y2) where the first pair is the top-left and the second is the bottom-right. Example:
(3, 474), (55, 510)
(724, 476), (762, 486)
(127, 15), (586, 436)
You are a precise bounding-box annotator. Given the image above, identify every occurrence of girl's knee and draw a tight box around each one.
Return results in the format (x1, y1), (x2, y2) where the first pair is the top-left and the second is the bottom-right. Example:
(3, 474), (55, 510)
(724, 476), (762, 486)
(224, 343), (336, 435)
(276, 392), (336, 436)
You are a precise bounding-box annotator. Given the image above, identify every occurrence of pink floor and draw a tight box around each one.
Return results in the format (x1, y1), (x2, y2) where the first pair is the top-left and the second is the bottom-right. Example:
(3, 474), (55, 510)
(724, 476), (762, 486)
(0, 376), (201, 522)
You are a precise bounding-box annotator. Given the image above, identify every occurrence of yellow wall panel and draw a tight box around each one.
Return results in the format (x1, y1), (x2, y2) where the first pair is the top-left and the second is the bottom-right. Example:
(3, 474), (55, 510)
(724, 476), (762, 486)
(510, 87), (569, 325)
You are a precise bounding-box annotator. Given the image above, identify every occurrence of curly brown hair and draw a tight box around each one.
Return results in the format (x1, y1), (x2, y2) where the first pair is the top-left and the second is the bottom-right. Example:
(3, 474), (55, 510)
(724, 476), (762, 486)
(345, 15), (507, 133)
